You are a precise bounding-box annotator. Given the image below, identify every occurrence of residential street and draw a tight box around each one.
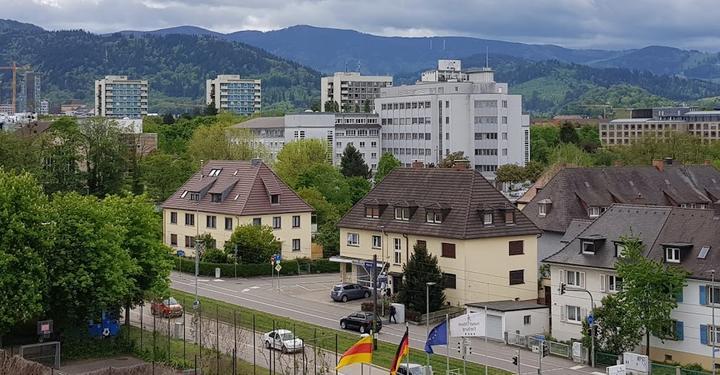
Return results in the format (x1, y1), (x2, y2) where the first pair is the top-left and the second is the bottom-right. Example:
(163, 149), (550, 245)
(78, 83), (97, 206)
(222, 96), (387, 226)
(170, 272), (606, 375)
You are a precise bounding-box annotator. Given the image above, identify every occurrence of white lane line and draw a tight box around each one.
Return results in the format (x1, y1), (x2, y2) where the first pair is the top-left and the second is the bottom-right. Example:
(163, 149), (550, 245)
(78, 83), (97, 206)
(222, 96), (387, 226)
(242, 288), (251, 293)
(250, 286), (260, 289)
(570, 365), (584, 370)
(592, 372), (605, 375)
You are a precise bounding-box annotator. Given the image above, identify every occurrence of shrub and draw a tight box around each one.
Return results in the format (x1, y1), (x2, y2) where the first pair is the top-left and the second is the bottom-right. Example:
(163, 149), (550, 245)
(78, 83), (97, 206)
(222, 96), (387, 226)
(360, 302), (374, 312)
(171, 256), (339, 278)
(202, 248), (228, 263)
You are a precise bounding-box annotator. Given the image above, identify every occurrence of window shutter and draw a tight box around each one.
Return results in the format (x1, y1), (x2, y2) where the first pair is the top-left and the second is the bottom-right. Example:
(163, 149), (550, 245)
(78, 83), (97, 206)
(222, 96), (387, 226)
(675, 321), (684, 341)
(580, 272), (586, 288)
(600, 275), (606, 292)
(701, 325), (709, 345)
(700, 285), (708, 305)
(560, 305), (566, 321)
(676, 289), (683, 303)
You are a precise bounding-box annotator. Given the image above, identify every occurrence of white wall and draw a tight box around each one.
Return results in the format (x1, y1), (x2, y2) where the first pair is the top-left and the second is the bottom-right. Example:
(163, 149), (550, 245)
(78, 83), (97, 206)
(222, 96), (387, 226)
(465, 306), (549, 338)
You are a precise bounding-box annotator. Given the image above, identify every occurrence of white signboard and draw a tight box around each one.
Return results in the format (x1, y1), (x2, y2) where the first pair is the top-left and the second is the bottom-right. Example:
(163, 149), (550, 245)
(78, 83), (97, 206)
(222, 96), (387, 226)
(450, 313), (485, 337)
(607, 364), (626, 375)
(623, 352), (649, 374)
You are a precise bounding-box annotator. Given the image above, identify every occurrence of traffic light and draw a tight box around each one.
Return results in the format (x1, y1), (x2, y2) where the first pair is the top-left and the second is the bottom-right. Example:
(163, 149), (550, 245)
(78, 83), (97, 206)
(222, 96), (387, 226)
(542, 342), (550, 358)
(512, 355), (518, 365)
(560, 283), (566, 295)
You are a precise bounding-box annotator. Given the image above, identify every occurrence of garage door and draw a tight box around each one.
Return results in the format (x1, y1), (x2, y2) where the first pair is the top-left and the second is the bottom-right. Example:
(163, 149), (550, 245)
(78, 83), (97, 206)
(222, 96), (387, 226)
(486, 314), (503, 341)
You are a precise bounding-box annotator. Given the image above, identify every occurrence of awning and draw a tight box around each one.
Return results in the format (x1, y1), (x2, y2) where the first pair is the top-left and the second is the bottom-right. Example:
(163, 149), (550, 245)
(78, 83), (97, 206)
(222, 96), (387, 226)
(328, 255), (386, 269)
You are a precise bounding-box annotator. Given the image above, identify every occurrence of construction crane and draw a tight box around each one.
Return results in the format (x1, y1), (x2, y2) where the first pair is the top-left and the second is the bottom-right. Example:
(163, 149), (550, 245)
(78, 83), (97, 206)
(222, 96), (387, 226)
(0, 61), (32, 114)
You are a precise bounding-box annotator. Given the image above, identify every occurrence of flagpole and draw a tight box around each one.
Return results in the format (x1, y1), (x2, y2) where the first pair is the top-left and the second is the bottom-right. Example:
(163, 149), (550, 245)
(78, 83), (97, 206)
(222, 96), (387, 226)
(406, 324), (410, 372)
(446, 313), (450, 375)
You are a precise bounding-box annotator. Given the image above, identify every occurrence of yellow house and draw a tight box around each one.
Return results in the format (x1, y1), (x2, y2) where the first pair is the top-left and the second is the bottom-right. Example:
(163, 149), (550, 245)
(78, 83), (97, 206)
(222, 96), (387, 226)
(161, 160), (313, 260)
(336, 166), (541, 307)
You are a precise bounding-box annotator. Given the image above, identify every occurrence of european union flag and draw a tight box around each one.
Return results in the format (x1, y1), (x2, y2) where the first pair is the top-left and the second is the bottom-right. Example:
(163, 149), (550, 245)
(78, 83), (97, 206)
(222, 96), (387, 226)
(424, 320), (448, 354)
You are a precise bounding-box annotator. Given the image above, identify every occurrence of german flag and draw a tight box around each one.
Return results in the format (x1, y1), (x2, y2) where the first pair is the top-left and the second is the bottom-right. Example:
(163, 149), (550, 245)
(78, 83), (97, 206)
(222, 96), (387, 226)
(390, 328), (410, 375)
(336, 335), (373, 370)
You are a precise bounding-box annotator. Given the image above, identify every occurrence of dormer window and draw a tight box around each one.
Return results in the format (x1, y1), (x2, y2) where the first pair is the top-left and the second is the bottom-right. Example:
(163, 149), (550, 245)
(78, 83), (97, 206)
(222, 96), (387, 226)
(588, 207), (602, 218)
(504, 210), (515, 224)
(394, 207), (410, 221)
(580, 234), (606, 255)
(426, 210), (443, 224)
(666, 247), (681, 263)
(538, 199), (552, 217)
(189, 192), (200, 201)
(210, 193), (222, 203)
(614, 243), (626, 258)
(484, 213), (493, 225)
(365, 206), (380, 218)
(208, 168), (222, 177)
(582, 241), (596, 254)
(271, 194), (280, 204)
(180, 190), (188, 198)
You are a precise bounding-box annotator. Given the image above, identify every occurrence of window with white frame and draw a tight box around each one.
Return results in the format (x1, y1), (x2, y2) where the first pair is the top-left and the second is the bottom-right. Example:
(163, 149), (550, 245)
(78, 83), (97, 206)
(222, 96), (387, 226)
(566, 270), (584, 287)
(581, 241), (596, 254)
(615, 243), (626, 258)
(426, 210), (443, 223)
(483, 212), (493, 225)
(710, 325), (720, 345)
(709, 286), (720, 304)
(588, 207), (602, 218)
(292, 239), (300, 251)
(566, 305), (582, 323)
(665, 247), (681, 263)
(538, 204), (547, 217)
(607, 275), (623, 292)
(394, 207), (410, 221)
(372, 235), (382, 249)
(347, 233), (359, 246)
(393, 238), (402, 264)
(272, 216), (281, 229)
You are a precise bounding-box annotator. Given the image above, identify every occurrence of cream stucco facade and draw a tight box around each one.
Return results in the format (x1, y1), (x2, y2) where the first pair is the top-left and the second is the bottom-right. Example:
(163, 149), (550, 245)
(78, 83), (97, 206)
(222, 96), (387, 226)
(164, 208), (312, 260)
(339, 228), (539, 307)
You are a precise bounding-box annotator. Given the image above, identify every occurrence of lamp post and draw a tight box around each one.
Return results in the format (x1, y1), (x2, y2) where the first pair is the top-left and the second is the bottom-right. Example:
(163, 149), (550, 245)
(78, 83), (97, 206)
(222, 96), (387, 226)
(234, 244), (239, 280)
(426, 281), (436, 369)
(708, 270), (717, 375)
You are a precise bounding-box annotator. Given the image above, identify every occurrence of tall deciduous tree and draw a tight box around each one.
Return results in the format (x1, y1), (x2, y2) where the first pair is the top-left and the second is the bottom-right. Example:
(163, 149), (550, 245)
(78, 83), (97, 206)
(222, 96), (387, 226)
(140, 152), (194, 203)
(0, 169), (50, 338)
(616, 237), (688, 356)
(80, 117), (128, 198)
(397, 243), (445, 313)
(375, 153), (401, 182)
(275, 139), (331, 188)
(187, 124), (266, 164)
(559, 122), (580, 144)
(439, 151), (469, 168)
(323, 100), (339, 112)
(495, 164), (527, 184)
(340, 144), (371, 178)
(582, 294), (643, 355)
(38, 118), (86, 194)
(223, 224), (281, 264)
(0, 132), (41, 174)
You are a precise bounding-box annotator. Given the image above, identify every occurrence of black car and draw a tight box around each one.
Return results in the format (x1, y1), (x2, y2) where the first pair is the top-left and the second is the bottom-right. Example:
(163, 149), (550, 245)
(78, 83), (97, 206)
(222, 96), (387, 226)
(339, 312), (382, 334)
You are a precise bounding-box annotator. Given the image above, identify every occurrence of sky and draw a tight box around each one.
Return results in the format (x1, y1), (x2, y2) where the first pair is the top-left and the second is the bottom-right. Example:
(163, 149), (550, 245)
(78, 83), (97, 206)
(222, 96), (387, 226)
(4, 0), (720, 51)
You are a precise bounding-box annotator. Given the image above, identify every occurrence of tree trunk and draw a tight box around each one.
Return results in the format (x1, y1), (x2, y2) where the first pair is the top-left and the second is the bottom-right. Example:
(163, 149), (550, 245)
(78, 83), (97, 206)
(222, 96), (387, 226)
(645, 329), (650, 356)
(125, 301), (131, 327)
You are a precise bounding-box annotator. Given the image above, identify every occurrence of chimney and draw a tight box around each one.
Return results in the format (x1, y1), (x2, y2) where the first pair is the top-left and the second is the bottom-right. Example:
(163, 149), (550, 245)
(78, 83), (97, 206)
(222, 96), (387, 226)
(411, 160), (425, 169)
(613, 160), (623, 167)
(652, 159), (664, 172)
(453, 159), (470, 170)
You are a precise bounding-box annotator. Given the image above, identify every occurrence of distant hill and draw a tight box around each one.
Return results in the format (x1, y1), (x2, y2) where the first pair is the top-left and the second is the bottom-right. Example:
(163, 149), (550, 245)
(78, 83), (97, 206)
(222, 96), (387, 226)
(0, 20), (321, 113)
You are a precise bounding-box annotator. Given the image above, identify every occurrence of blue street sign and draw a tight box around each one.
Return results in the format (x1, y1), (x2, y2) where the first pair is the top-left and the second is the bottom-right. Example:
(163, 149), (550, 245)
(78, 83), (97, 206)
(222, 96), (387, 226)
(176, 250), (185, 257)
(364, 261), (376, 269)
(587, 314), (594, 325)
(275, 254), (281, 262)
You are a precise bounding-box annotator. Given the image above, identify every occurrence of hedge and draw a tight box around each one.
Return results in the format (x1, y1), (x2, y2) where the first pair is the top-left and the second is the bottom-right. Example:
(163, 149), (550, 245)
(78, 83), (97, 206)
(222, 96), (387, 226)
(169, 256), (339, 278)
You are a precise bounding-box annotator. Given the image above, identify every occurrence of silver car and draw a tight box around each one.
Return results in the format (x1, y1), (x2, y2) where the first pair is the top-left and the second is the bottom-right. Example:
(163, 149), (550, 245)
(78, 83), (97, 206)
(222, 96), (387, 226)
(331, 283), (371, 302)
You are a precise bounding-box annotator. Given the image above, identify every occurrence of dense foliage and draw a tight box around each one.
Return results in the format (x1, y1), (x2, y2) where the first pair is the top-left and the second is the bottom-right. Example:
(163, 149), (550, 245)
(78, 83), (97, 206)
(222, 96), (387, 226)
(223, 224), (282, 264)
(397, 243), (446, 313)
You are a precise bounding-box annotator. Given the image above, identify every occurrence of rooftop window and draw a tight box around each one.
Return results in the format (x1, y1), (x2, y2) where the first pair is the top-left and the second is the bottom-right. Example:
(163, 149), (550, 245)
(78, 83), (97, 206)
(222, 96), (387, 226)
(208, 168), (222, 177)
(426, 210), (443, 224)
(271, 194), (280, 205)
(394, 207), (410, 221)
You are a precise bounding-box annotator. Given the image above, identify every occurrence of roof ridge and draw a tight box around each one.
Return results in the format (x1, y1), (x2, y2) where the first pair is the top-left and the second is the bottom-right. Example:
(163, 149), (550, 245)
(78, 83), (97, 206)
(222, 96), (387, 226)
(237, 162), (263, 216)
(461, 170), (476, 239)
(642, 206), (675, 259)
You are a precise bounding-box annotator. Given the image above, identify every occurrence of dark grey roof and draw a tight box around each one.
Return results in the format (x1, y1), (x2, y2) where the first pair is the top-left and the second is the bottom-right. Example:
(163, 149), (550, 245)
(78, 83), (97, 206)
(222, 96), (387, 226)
(523, 165), (720, 233)
(560, 219), (593, 244)
(466, 299), (549, 312)
(544, 204), (720, 280)
(337, 168), (541, 240)
(232, 117), (284, 129)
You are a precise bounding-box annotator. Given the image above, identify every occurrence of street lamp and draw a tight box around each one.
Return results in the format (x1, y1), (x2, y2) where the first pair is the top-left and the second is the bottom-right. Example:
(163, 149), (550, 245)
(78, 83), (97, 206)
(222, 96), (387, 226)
(708, 269), (717, 375)
(426, 281), (437, 369)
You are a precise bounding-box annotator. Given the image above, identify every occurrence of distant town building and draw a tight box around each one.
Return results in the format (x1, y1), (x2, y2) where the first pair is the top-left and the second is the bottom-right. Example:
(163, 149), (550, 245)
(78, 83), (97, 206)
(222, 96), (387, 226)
(597, 107), (720, 145)
(376, 59), (530, 179)
(321, 72), (392, 113)
(94, 75), (148, 119)
(17, 71), (41, 113)
(233, 112), (382, 169)
(39, 99), (49, 115)
(206, 75), (261, 115)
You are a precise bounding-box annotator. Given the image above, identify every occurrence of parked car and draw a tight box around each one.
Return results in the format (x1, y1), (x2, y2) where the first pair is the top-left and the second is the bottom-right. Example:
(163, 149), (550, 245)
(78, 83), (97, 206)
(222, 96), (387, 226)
(339, 312), (382, 334)
(263, 329), (304, 353)
(150, 297), (183, 318)
(397, 363), (433, 375)
(331, 283), (371, 302)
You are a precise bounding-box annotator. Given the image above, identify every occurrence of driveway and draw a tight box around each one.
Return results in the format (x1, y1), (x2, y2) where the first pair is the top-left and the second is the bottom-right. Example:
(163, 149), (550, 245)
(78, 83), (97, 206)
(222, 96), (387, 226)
(171, 272), (604, 375)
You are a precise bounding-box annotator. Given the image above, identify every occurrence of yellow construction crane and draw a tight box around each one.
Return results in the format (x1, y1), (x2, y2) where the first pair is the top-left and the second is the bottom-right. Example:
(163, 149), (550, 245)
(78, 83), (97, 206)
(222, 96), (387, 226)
(0, 61), (33, 114)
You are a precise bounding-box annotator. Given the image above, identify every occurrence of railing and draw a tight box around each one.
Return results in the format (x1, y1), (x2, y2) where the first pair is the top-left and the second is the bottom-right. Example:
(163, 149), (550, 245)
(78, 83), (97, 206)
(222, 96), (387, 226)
(506, 332), (587, 363)
(417, 306), (466, 325)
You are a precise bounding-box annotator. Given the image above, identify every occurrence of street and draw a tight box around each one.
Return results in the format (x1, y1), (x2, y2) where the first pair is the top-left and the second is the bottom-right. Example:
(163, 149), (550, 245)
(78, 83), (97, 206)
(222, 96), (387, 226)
(170, 272), (605, 375)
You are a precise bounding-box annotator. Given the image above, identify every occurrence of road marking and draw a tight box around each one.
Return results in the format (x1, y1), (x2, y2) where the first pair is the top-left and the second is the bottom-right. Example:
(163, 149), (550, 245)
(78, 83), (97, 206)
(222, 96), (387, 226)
(570, 365), (584, 370)
(250, 286), (260, 289)
(592, 372), (605, 375)
(242, 289), (251, 293)
(214, 279), (224, 282)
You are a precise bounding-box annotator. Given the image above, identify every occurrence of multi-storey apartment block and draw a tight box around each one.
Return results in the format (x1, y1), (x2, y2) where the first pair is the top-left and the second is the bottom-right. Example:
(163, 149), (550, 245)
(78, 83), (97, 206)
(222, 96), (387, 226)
(376, 60), (529, 179)
(206, 75), (262, 115)
(599, 107), (720, 145)
(94, 75), (148, 118)
(321, 72), (392, 113)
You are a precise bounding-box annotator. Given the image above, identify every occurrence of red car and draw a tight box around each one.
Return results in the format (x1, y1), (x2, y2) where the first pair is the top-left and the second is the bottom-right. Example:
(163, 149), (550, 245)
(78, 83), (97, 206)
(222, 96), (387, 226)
(151, 297), (184, 318)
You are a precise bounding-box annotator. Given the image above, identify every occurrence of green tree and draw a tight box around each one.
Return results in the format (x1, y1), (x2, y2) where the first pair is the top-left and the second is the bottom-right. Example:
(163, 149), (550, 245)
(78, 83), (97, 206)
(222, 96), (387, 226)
(523, 161), (545, 182)
(187, 124), (266, 164)
(204, 104), (218, 116)
(397, 243), (445, 313)
(548, 143), (594, 167)
(104, 195), (172, 326)
(46, 192), (138, 325)
(0, 132), (41, 174)
(439, 151), (469, 168)
(324, 100), (339, 112)
(495, 164), (526, 184)
(223, 224), (281, 264)
(140, 152), (194, 203)
(275, 139), (331, 188)
(297, 164), (352, 209)
(347, 176), (372, 205)
(559, 122), (580, 144)
(340, 144), (371, 178)
(616, 237), (688, 356)
(363, 100), (370, 113)
(0, 169), (50, 338)
(582, 294), (643, 355)
(80, 117), (128, 198)
(202, 248), (229, 263)
(577, 125), (601, 153)
(375, 153), (401, 182)
(317, 220), (341, 257)
(310, 100), (321, 112)
(38, 118), (86, 194)
(162, 113), (175, 125)
(297, 187), (338, 227)
(530, 126), (560, 164)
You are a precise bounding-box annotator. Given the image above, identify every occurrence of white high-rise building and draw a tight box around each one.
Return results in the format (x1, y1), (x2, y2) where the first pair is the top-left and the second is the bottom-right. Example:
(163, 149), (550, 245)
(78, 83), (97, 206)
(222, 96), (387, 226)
(376, 60), (530, 179)
(321, 72), (392, 113)
(206, 75), (262, 115)
(94, 75), (148, 118)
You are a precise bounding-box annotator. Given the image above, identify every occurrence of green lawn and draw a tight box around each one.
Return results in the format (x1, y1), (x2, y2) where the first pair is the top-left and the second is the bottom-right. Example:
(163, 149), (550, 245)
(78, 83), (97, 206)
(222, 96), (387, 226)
(170, 288), (510, 374)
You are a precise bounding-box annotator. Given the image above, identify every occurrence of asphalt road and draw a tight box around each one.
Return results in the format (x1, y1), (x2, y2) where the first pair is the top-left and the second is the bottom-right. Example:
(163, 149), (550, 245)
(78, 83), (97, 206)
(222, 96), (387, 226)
(170, 272), (605, 375)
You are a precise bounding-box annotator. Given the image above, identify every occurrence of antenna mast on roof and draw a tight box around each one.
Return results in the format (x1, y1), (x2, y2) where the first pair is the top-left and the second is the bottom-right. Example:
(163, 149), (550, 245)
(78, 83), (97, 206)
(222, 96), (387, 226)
(485, 47), (489, 68)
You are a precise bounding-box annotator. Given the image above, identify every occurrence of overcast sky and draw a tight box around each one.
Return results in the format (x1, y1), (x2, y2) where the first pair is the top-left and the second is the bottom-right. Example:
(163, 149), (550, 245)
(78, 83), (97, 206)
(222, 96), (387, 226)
(4, 0), (720, 51)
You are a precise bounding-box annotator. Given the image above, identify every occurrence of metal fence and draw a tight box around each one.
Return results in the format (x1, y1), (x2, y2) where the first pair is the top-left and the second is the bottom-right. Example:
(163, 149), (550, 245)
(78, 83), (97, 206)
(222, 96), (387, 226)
(506, 332), (585, 363)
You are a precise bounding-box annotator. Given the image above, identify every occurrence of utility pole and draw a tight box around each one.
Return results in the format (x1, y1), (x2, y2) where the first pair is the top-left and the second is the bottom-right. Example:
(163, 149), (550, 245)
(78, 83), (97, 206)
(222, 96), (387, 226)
(372, 254), (378, 350)
(426, 282), (436, 369)
(561, 283), (595, 367)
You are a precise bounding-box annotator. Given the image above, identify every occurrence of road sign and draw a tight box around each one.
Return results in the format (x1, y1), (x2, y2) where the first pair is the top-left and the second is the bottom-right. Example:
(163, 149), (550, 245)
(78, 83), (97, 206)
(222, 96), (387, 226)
(364, 261), (376, 269)
(587, 314), (594, 325)
(192, 300), (200, 310)
(275, 264), (282, 272)
(450, 312), (485, 337)
(275, 254), (281, 262)
(176, 250), (185, 257)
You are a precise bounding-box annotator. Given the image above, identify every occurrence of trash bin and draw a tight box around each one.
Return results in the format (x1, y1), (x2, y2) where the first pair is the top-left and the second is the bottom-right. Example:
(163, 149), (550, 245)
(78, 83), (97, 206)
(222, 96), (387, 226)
(391, 303), (405, 324)
(215, 267), (221, 279)
(174, 321), (184, 338)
